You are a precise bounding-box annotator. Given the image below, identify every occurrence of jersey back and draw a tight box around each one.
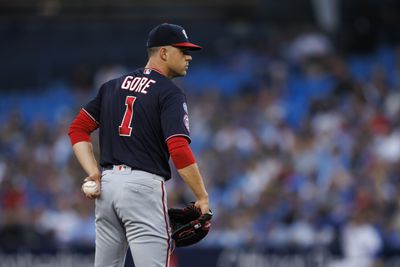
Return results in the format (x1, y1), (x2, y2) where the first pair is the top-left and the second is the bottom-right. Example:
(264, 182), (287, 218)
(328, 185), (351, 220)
(83, 68), (191, 180)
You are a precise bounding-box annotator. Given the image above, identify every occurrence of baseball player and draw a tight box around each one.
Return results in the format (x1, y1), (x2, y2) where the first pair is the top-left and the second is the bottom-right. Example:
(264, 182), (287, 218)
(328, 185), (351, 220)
(68, 23), (210, 267)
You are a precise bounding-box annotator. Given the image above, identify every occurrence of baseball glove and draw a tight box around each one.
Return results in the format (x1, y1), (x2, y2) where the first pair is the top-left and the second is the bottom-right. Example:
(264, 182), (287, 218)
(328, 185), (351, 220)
(168, 203), (213, 247)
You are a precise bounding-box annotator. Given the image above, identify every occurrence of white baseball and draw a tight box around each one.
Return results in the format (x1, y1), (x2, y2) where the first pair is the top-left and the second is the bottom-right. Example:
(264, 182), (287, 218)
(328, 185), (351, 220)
(82, 180), (98, 195)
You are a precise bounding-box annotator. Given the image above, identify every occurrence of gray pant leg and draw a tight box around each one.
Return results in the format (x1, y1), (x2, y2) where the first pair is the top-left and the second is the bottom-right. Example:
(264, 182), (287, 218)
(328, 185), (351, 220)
(116, 174), (171, 267)
(129, 239), (170, 267)
(95, 174), (129, 267)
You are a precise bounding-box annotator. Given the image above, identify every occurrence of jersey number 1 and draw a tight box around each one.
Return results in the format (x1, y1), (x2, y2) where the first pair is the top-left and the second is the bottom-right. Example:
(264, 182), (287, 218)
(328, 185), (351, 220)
(119, 96), (137, 136)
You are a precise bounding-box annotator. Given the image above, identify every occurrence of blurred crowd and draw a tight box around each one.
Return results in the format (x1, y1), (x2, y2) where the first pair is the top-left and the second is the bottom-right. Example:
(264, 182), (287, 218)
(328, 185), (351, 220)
(1, 27), (400, 265)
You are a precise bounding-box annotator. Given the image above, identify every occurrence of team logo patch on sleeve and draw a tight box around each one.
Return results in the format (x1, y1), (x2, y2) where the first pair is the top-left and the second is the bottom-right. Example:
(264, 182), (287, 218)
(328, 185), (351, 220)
(183, 114), (190, 132)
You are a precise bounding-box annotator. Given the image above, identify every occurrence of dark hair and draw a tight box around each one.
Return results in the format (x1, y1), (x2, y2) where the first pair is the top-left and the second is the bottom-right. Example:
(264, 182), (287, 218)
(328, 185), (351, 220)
(147, 47), (159, 58)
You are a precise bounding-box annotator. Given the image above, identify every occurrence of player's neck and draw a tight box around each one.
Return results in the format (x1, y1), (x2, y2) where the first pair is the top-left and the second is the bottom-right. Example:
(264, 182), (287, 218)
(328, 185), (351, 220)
(145, 61), (170, 79)
(146, 66), (165, 76)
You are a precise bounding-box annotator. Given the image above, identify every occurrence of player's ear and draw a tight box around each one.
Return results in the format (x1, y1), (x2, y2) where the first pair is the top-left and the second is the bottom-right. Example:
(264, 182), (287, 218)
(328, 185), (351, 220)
(159, 47), (168, 61)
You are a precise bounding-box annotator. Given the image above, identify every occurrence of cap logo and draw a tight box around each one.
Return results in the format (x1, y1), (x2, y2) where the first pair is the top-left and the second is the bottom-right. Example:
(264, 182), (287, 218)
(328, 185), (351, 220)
(147, 24), (201, 50)
(182, 29), (188, 40)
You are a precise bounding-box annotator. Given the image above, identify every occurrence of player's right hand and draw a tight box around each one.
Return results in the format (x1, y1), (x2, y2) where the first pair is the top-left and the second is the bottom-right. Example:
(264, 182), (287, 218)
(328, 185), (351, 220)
(82, 173), (101, 199)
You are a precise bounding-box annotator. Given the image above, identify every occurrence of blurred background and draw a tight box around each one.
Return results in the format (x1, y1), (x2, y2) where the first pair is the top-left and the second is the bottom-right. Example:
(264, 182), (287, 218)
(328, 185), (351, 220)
(1, 0), (400, 266)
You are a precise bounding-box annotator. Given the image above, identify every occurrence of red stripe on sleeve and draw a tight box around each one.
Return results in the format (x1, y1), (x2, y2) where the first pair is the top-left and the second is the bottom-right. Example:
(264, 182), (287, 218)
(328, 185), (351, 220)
(167, 136), (196, 169)
(68, 109), (99, 145)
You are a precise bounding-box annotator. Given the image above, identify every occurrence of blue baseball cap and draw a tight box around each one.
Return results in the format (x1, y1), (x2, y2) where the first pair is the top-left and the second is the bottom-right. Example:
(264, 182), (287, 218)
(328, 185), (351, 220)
(146, 23), (202, 51)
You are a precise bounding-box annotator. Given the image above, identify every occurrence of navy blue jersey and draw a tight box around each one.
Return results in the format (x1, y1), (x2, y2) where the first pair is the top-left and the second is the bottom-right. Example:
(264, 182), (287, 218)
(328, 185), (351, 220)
(83, 68), (191, 180)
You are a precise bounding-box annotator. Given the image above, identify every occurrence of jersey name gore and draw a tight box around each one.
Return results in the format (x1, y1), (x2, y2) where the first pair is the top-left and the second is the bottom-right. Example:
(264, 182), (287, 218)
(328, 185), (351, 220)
(121, 76), (156, 94)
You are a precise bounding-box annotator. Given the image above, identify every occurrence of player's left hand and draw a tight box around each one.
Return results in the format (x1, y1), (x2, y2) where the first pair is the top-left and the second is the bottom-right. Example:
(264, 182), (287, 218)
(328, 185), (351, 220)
(168, 202), (212, 247)
(194, 197), (210, 215)
(82, 173), (101, 199)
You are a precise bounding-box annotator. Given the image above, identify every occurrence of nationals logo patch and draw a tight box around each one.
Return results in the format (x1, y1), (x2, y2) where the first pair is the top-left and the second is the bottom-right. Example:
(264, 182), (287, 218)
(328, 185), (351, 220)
(183, 114), (190, 132)
(183, 102), (188, 114)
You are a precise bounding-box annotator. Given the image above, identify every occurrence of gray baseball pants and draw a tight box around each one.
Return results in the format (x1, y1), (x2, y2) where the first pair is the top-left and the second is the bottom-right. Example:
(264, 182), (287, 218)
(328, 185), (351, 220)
(95, 165), (171, 267)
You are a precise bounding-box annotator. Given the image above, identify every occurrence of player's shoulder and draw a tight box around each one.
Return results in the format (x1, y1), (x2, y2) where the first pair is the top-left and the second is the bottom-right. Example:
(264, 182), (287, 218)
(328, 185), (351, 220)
(104, 68), (167, 85)
(100, 68), (144, 84)
(99, 68), (184, 96)
(97, 69), (147, 92)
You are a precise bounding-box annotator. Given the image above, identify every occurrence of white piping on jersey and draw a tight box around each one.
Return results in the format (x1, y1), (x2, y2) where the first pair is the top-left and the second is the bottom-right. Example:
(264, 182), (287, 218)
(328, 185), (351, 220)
(82, 108), (100, 125)
(165, 134), (191, 143)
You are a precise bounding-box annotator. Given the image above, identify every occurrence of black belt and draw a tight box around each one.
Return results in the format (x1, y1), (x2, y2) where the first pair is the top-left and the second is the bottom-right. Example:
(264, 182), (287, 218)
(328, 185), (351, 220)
(103, 164), (136, 171)
(103, 165), (114, 170)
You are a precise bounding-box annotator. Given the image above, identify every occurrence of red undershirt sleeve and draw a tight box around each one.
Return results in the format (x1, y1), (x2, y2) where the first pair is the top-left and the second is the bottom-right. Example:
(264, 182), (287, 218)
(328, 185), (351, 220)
(167, 136), (196, 169)
(68, 109), (99, 145)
